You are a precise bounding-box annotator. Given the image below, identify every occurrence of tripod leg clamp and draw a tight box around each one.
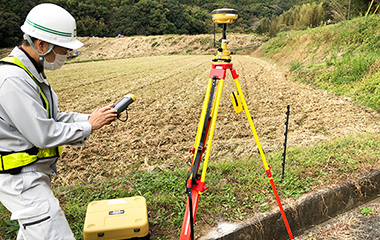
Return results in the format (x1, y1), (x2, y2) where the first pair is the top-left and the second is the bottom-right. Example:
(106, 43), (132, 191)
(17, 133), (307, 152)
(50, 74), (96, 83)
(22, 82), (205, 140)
(231, 68), (239, 79)
(186, 178), (209, 194)
(266, 165), (272, 178)
(230, 92), (243, 114)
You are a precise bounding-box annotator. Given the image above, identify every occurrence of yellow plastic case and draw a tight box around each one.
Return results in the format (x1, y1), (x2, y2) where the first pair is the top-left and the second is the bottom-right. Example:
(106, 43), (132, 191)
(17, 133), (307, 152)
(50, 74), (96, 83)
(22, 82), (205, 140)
(83, 196), (150, 240)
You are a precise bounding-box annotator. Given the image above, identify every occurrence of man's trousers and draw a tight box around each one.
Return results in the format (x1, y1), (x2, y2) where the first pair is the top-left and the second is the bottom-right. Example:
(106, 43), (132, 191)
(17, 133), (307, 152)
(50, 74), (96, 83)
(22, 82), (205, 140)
(0, 171), (75, 240)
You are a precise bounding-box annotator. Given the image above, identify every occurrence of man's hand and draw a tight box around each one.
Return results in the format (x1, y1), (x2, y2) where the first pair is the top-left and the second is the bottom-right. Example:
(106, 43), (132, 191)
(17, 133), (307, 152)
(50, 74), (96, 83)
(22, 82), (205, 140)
(88, 104), (117, 132)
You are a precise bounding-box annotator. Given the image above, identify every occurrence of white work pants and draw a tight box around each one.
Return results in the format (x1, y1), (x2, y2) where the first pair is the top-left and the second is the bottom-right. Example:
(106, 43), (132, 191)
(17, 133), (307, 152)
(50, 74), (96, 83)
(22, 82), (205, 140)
(0, 172), (75, 240)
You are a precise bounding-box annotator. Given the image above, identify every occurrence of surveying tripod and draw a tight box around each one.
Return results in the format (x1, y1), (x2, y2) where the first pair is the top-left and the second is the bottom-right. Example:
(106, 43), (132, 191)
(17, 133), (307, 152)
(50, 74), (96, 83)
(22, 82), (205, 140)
(179, 9), (294, 240)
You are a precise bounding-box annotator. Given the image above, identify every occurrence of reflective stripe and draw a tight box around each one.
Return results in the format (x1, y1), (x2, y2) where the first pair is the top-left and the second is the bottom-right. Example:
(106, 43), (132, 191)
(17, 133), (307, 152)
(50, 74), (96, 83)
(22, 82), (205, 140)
(37, 147), (62, 159)
(0, 56), (50, 117)
(0, 147), (62, 171)
(2, 152), (38, 171)
(0, 57), (63, 172)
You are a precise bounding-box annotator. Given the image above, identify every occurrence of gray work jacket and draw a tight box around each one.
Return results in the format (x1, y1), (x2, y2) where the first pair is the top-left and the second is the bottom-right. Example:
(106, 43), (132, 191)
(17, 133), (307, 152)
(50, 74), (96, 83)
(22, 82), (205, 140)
(0, 47), (92, 174)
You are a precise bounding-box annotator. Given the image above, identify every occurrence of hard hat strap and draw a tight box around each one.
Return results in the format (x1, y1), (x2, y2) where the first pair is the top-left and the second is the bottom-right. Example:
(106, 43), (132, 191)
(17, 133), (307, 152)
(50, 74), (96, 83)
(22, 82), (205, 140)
(24, 34), (54, 79)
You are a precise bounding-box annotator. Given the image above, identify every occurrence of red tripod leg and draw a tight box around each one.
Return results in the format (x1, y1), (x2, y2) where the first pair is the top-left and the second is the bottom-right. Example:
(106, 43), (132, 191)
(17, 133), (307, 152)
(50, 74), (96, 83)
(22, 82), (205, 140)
(180, 179), (208, 240)
(180, 187), (200, 240)
(180, 121), (211, 240)
(180, 69), (225, 240)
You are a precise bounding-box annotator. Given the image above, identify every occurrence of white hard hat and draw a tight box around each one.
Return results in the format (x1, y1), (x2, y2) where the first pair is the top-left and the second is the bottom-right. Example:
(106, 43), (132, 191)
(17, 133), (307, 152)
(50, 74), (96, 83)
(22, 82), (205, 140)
(21, 3), (83, 49)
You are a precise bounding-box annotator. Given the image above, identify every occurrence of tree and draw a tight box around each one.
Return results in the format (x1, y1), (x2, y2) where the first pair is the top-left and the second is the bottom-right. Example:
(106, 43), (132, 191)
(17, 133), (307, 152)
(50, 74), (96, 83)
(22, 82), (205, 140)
(77, 16), (108, 37)
(258, 17), (270, 34)
(110, 0), (140, 36)
(111, 0), (176, 36)
(0, 12), (22, 47)
(51, 0), (115, 37)
(0, 0), (37, 47)
(183, 8), (209, 35)
(137, 0), (176, 35)
(325, 0), (371, 22)
(258, 1), (328, 36)
(163, 0), (190, 34)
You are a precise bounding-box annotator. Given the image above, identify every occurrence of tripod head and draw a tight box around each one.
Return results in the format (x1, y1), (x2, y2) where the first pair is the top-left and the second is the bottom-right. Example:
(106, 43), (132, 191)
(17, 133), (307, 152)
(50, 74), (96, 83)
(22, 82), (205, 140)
(211, 8), (238, 63)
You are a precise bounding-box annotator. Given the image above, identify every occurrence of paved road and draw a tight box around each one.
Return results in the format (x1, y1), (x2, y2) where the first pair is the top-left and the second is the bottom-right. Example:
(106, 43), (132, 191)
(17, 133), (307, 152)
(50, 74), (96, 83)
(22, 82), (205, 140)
(295, 196), (380, 240)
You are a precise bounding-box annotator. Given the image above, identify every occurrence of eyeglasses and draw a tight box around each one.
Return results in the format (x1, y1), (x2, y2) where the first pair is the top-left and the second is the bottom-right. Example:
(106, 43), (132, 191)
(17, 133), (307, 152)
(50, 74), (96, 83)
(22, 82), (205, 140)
(54, 46), (71, 55)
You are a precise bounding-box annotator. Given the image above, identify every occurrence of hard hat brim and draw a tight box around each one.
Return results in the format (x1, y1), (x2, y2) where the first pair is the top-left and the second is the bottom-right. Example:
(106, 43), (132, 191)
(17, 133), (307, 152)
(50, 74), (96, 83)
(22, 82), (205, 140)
(61, 39), (83, 50)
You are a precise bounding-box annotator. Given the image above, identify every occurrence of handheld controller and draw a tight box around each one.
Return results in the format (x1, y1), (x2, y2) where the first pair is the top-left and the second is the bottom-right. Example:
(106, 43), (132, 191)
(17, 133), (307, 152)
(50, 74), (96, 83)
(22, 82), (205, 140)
(113, 94), (136, 122)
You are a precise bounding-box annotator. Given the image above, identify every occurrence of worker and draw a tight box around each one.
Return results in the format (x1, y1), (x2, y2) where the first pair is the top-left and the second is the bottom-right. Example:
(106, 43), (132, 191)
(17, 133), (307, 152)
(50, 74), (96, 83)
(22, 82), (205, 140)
(0, 3), (117, 239)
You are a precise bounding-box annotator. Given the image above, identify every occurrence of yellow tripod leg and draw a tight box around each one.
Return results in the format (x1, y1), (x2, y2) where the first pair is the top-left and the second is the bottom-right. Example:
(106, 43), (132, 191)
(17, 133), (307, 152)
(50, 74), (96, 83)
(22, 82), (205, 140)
(191, 78), (214, 165)
(200, 78), (224, 183)
(233, 77), (294, 239)
(233, 78), (269, 170)
(181, 78), (217, 240)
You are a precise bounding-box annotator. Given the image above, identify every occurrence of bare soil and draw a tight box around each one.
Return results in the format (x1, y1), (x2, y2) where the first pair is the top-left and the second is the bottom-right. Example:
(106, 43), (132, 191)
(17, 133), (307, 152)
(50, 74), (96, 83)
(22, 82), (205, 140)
(47, 34), (379, 202)
(73, 34), (263, 60)
(53, 49), (380, 187)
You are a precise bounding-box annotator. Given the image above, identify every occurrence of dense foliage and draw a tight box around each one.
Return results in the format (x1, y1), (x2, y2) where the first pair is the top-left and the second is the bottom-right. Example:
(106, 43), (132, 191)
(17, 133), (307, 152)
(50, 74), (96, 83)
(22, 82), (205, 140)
(260, 0), (374, 36)
(0, 0), (376, 47)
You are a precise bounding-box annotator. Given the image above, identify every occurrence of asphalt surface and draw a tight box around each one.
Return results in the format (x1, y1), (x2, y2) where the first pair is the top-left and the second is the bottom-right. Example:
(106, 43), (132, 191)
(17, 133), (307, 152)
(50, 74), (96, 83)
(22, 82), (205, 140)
(295, 196), (380, 240)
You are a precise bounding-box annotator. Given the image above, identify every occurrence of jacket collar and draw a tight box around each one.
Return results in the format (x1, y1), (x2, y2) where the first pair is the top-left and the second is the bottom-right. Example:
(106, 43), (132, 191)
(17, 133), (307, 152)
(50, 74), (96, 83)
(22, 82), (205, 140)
(18, 46), (43, 74)
(8, 47), (48, 85)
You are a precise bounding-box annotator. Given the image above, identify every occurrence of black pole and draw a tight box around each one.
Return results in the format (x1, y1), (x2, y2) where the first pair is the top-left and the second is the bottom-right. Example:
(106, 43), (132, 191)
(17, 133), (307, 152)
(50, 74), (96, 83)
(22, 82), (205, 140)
(348, 0), (351, 20)
(222, 24), (227, 41)
(282, 105), (290, 180)
(214, 23), (216, 48)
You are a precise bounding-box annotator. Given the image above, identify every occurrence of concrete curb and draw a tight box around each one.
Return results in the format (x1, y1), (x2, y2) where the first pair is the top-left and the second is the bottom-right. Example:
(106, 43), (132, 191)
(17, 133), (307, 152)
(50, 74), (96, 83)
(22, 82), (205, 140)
(201, 169), (380, 240)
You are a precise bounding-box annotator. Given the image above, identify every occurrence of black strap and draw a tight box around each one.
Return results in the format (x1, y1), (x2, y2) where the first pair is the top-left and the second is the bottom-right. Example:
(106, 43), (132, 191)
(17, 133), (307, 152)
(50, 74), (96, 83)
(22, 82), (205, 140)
(0, 146), (39, 156)
(188, 77), (217, 187)
(186, 76), (218, 240)
(1, 166), (24, 175)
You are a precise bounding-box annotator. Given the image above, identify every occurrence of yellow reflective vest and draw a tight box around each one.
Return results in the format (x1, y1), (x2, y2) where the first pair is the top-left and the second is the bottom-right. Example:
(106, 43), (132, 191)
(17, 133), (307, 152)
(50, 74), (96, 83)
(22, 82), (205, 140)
(0, 56), (62, 174)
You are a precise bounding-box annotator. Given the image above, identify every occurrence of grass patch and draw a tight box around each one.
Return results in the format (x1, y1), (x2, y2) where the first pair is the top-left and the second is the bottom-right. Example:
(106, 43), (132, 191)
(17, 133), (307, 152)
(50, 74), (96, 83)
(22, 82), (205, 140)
(360, 207), (375, 216)
(260, 15), (380, 110)
(67, 58), (112, 64)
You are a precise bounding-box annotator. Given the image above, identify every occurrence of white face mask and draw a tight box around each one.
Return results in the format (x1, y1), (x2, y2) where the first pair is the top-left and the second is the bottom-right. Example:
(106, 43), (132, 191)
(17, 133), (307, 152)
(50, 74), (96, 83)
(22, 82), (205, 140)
(43, 49), (67, 71)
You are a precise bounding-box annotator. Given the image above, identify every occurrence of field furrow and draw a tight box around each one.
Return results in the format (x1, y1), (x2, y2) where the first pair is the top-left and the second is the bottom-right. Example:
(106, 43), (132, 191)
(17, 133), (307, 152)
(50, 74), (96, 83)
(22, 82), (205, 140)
(44, 55), (380, 188)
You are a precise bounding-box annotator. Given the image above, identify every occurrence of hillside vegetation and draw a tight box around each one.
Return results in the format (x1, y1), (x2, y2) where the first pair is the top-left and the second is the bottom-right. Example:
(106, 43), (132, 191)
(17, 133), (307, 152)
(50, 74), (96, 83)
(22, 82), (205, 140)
(256, 14), (380, 111)
(0, 0), (308, 47)
(0, 0), (375, 47)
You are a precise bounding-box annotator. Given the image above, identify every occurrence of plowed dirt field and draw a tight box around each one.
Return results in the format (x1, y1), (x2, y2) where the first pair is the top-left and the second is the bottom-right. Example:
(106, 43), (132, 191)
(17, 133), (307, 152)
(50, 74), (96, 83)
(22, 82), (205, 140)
(47, 53), (379, 187)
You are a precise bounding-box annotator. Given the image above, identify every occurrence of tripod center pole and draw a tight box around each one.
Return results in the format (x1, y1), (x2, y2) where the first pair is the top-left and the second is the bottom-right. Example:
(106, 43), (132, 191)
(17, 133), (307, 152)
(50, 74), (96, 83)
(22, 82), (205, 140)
(222, 24), (227, 41)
